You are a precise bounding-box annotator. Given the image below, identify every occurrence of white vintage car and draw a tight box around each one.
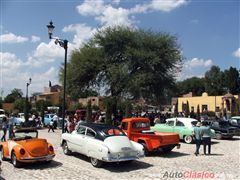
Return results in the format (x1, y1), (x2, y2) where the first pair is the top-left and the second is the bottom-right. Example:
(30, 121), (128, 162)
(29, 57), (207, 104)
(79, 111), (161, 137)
(61, 122), (144, 167)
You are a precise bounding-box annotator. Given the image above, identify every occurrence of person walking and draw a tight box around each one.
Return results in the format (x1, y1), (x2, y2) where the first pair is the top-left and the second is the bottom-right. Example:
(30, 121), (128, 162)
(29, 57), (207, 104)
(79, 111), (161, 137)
(193, 121), (202, 156)
(8, 114), (15, 139)
(48, 120), (55, 132)
(1, 117), (8, 141)
(201, 121), (211, 155)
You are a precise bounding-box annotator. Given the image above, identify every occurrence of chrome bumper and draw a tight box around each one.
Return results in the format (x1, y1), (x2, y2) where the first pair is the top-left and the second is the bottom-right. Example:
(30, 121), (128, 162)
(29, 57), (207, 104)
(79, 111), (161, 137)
(20, 154), (55, 162)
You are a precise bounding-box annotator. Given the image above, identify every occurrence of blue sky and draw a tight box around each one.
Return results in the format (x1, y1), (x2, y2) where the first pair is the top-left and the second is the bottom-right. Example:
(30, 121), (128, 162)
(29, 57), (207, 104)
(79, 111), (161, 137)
(0, 0), (239, 97)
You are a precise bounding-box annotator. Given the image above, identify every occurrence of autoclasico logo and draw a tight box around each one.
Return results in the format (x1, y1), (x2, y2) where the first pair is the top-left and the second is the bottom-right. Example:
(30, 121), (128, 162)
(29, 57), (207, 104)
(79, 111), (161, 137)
(163, 171), (215, 179)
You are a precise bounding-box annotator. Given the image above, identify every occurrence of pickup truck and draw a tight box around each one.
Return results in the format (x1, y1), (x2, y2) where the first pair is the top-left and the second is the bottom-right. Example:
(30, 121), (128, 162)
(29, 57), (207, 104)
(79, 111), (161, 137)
(120, 117), (180, 155)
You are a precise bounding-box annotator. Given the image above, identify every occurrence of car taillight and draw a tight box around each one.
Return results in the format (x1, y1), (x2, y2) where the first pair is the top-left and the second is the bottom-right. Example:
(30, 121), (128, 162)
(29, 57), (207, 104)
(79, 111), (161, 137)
(20, 148), (25, 155)
(49, 146), (54, 152)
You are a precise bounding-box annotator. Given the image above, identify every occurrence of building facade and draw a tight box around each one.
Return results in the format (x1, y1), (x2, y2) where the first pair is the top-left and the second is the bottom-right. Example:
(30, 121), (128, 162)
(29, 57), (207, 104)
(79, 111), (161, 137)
(175, 92), (240, 116)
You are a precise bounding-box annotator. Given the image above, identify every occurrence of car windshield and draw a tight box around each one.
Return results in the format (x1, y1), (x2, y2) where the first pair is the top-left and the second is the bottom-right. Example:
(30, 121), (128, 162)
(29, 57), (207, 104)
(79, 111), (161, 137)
(14, 131), (37, 140)
(100, 127), (126, 137)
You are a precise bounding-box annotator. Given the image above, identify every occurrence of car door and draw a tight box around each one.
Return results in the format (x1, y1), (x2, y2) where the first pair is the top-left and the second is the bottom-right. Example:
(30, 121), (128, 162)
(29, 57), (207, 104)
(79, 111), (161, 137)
(163, 120), (175, 132)
(84, 128), (97, 155)
(69, 125), (87, 154)
(173, 121), (185, 134)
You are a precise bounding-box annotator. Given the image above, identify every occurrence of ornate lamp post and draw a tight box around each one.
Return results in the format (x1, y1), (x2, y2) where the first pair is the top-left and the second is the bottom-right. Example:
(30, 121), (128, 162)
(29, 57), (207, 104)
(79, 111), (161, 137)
(24, 78), (31, 124)
(47, 21), (68, 133)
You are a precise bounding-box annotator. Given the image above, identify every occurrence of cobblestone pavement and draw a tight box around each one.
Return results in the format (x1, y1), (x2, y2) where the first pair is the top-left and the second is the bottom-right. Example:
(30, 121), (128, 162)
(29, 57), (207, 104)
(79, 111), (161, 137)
(0, 129), (239, 180)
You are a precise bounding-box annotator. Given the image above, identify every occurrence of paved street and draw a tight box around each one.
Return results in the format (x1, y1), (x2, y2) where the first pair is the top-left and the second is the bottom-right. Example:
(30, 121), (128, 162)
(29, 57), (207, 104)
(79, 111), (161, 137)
(0, 129), (240, 180)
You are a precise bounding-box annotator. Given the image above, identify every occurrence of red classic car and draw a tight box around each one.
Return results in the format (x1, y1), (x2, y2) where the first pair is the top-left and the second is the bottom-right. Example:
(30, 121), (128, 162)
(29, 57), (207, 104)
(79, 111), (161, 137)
(0, 128), (55, 167)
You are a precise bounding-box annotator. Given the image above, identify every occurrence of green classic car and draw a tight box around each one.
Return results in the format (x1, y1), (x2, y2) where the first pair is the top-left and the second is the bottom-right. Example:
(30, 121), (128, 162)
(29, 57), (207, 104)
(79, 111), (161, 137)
(151, 117), (215, 144)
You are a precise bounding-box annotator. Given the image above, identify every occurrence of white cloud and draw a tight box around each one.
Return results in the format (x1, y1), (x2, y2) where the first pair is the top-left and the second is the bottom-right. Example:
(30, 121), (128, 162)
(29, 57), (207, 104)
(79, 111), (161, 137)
(131, 0), (188, 13)
(149, 0), (188, 12)
(0, 33), (28, 43)
(185, 58), (213, 68)
(96, 6), (133, 27)
(31, 35), (41, 42)
(63, 23), (96, 48)
(232, 48), (240, 58)
(76, 0), (188, 28)
(76, 0), (105, 16)
(0, 51), (59, 97)
(0, 52), (22, 72)
(176, 57), (213, 81)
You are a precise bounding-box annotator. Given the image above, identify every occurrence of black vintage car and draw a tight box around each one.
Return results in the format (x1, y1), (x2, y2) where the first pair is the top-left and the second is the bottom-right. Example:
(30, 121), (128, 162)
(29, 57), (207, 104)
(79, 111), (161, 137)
(228, 117), (240, 136)
(204, 120), (237, 139)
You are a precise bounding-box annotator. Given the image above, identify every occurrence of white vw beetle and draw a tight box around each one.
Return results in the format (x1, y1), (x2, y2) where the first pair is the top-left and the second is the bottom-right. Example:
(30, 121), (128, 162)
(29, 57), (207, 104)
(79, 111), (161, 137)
(61, 122), (144, 167)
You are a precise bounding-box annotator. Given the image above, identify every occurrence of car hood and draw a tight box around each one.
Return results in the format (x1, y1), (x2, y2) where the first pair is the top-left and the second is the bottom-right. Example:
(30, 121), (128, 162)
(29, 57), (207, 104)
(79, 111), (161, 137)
(104, 136), (134, 153)
(16, 138), (49, 157)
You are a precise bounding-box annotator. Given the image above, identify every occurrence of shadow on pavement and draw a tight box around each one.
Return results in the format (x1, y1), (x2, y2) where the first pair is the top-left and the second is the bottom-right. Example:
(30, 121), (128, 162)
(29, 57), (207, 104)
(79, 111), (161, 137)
(14, 160), (63, 170)
(206, 153), (224, 156)
(148, 151), (190, 158)
(72, 153), (152, 172)
(103, 160), (153, 172)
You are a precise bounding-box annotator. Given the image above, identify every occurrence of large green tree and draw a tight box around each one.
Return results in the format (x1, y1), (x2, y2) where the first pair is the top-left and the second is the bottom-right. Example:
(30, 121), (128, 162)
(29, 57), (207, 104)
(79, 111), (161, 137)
(205, 66), (224, 96)
(13, 98), (25, 112)
(176, 77), (205, 96)
(65, 26), (183, 103)
(4, 88), (23, 103)
(222, 67), (240, 94)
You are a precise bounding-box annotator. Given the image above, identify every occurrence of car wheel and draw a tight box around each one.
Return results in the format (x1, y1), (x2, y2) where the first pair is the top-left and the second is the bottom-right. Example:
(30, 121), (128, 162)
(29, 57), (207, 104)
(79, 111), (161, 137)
(140, 142), (149, 156)
(184, 135), (193, 144)
(90, 157), (103, 168)
(215, 133), (222, 140)
(62, 141), (71, 155)
(11, 152), (21, 168)
(0, 149), (6, 161)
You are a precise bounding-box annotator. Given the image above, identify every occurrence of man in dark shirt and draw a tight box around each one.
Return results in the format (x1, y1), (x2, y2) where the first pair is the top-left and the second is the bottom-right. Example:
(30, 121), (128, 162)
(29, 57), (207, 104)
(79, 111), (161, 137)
(193, 122), (202, 156)
(201, 121), (211, 155)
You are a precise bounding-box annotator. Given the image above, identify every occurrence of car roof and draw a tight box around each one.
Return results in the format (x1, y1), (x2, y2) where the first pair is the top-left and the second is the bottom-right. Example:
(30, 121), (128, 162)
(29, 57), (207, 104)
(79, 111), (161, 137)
(122, 117), (149, 123)
(166, 117), (198, 122)
(79, 122), (119, 131)
(166, 117), (197, 128)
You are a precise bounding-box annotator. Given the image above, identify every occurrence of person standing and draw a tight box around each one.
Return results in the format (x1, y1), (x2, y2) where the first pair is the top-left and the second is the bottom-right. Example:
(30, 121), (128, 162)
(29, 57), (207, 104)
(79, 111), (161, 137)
(1, 117), (8, 141)
(193, 121), (202, 156)
(201, 121), (211, 155)
(8, 114), (15, 139)
(48, 120), (55, 132)
(53, 114), (58, 129)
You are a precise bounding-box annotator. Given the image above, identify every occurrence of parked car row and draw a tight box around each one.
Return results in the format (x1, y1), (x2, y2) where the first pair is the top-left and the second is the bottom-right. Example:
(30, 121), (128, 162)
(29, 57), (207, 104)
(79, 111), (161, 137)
(0, 116), (238, 168)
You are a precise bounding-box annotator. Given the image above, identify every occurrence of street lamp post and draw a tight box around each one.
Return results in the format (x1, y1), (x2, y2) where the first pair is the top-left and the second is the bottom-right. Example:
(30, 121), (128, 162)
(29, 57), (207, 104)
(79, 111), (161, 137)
(47, 21), (68, 133)
(25, 78), (31, 125)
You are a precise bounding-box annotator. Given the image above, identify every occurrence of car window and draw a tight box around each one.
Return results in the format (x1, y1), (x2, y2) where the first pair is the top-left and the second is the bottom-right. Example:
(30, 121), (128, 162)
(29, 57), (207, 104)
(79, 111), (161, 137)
(86, 128), (96, 137)
(77, 126), (86, 135)
(101, 127), (126, 137)
(166, 121), (174, 126)
(132, 122), (150, 128)
(191, 121), (198, 126)
(121, 122), (128, 130)
(176, 121), (184, 127)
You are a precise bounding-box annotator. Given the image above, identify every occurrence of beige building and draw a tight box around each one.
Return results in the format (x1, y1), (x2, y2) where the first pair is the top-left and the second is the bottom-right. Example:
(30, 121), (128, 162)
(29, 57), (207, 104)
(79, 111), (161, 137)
(36, 85), (62, 105)
(175, 92), (239, 115)
(78, 96), (104, 110)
